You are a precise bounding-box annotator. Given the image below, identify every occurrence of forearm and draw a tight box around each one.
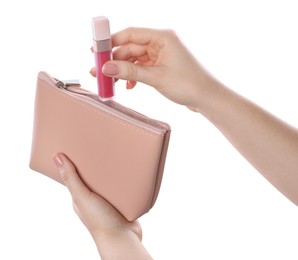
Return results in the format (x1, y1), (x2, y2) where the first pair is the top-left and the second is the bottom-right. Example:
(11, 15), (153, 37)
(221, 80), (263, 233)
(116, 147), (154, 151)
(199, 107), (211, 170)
(94, 230), (153, 260)
(197, 80), (298, 205)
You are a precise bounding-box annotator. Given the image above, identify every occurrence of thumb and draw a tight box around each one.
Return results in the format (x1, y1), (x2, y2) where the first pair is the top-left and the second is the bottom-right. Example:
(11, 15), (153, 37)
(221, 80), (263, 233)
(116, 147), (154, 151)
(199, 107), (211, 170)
(52, 153), (91, 203)
(102, 61), (154, 85)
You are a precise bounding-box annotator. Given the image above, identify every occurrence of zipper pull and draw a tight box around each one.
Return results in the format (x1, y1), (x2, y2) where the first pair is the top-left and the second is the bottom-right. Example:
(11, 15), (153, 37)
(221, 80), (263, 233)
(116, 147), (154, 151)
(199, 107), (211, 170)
(55, 79), (81, 89)
(54, 78), (99, 99)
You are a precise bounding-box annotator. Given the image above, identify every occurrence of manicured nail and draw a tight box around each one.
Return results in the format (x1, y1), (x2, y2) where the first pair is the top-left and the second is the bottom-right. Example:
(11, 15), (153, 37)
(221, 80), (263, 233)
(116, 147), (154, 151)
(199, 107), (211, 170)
(126, 80), (136, 89)
(126, 81), (132, 89)
(52, 153), (64, 168)
(89, 67), (96, 76)
(102, 63), (119, 76)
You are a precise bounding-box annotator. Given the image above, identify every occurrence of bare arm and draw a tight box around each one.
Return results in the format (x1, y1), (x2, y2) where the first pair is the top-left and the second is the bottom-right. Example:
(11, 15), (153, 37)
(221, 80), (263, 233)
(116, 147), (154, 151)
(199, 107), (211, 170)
(196, 80), (298, 205)
(99, 27), (298, 205)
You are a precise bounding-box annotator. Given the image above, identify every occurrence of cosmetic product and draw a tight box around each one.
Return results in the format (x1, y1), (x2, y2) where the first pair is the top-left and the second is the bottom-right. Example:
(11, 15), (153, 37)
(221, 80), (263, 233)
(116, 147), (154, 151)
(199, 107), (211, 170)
(92, 16), (114, 100)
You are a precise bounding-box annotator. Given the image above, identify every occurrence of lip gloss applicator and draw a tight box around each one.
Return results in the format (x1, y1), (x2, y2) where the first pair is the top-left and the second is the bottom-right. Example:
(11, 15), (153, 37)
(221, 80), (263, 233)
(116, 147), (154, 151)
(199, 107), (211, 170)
(92, 16), (114, 100)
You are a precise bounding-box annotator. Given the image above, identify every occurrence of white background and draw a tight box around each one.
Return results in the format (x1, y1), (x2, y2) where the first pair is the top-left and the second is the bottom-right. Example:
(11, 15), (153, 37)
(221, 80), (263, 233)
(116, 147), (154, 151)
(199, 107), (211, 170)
(1, 0), (298, 259)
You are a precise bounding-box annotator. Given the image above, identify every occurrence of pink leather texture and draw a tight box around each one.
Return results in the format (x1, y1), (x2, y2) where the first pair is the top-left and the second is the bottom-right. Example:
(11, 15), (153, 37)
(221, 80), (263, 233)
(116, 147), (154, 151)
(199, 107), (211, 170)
(29, 72), (171, 221)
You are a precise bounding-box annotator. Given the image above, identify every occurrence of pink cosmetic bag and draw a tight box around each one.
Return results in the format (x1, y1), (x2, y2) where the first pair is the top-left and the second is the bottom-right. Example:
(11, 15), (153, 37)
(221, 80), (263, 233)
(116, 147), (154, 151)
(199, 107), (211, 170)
(29, 71), (171, 221)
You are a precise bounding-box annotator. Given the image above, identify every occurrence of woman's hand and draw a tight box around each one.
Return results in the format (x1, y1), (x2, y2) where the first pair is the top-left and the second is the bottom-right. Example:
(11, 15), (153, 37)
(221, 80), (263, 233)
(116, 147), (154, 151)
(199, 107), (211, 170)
(90, 27), (217, 110)
(92, 27), (298, 207)
(52, 153), (152, 259)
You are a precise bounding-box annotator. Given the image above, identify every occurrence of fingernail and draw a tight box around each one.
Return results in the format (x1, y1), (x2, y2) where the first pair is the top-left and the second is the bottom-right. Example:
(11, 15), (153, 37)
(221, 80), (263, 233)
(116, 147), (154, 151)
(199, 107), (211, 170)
(52, 153), (64, 168)
(126, 80), (135, 89)
(126, 81), (132, 89)
(102, 63), (119, 76)
(89, 67), (96, 76)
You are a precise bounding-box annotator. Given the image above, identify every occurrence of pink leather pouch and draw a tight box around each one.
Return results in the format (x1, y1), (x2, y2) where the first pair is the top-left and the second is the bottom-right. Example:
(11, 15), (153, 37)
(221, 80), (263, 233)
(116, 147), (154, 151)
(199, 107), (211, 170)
(29, 71), (171, 221)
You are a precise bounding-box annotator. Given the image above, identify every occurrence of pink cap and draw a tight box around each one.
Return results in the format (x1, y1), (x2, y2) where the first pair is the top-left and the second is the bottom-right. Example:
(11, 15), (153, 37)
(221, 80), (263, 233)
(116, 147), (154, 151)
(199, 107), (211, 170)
(92, 16), (111, 41)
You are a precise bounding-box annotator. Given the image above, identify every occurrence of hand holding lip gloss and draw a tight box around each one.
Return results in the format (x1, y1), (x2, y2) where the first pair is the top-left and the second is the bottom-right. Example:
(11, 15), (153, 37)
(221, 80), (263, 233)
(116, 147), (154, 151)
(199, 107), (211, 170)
(92, 16), (115, 100)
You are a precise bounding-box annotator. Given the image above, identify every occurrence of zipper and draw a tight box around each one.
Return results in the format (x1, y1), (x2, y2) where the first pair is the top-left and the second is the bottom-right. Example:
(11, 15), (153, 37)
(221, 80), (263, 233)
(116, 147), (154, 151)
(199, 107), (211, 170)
(54, 78), (168, 135)
(55, 79), (81, 89)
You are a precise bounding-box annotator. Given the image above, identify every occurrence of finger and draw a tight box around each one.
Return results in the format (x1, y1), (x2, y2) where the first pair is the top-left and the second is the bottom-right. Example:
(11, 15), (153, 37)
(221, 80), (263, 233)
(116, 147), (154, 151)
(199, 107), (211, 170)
(90, 66), (120, 83)
(89, 67), (96, 77)
(112, 27), (160, 47)
(135, 58), (155, 66)
(126, 80), (137, 89)
(102, 60), (157, 84)
(113, 44), (148, 61)
(52, 153), (92, 202)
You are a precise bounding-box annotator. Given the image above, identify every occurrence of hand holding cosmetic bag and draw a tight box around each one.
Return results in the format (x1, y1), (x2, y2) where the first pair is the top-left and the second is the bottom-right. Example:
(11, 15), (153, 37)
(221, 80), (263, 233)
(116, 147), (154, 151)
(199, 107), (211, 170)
(29, 71), (171, 221)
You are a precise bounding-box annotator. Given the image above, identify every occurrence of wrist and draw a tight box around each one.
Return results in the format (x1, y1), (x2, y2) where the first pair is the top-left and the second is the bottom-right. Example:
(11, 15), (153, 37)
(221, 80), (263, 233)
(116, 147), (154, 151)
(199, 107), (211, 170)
(94, 227), (141, 245)
(189, 76), (225, 114)
(93, 228), (152, 260)
(93, 228), (141, 252)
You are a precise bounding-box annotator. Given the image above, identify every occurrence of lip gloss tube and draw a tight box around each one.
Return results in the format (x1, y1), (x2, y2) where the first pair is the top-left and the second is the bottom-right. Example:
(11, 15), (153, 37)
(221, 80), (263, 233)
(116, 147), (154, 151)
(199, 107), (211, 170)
(92, 16), (114, 100)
